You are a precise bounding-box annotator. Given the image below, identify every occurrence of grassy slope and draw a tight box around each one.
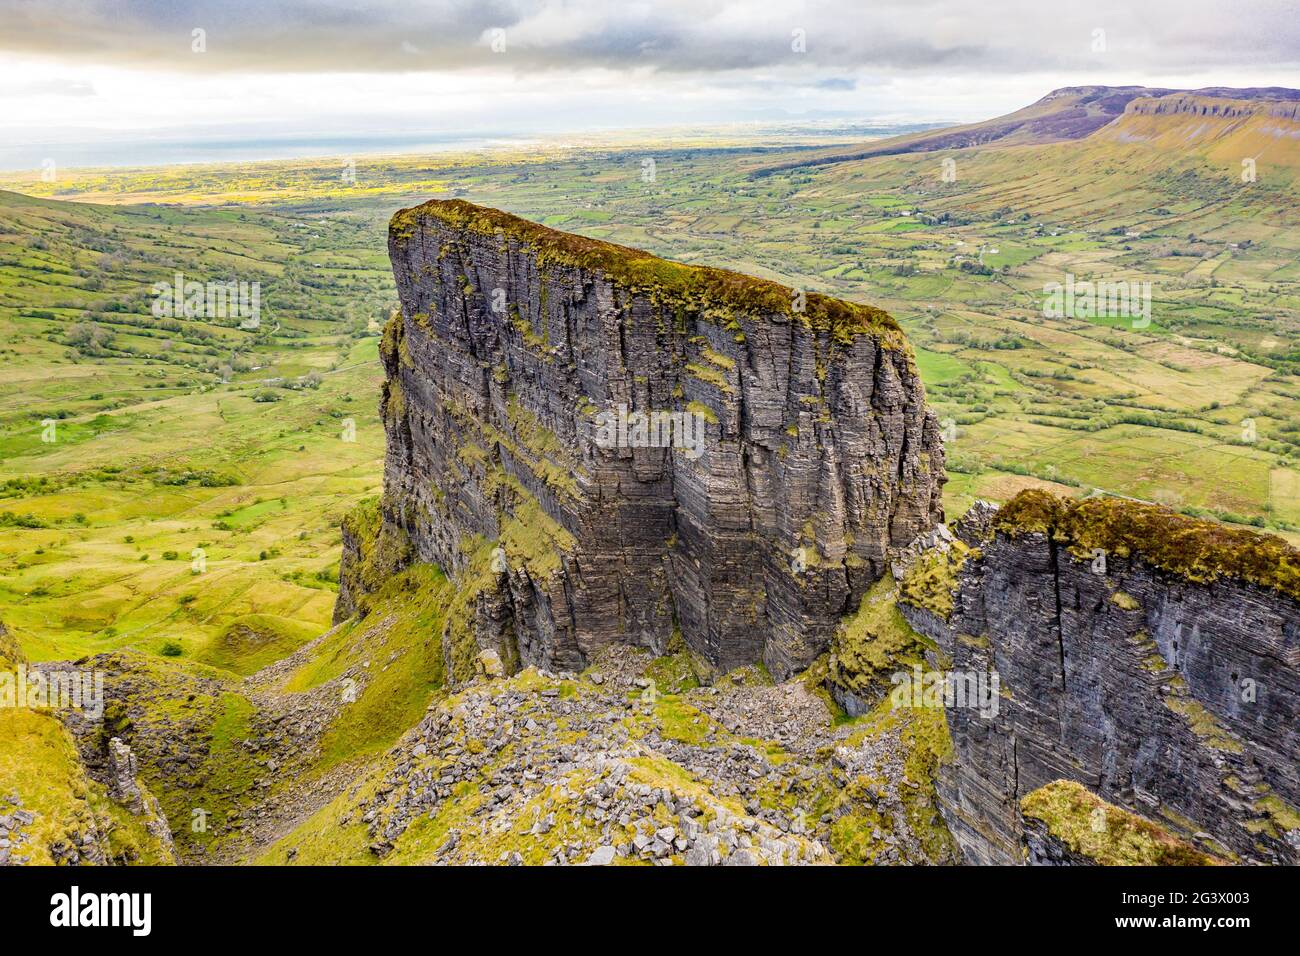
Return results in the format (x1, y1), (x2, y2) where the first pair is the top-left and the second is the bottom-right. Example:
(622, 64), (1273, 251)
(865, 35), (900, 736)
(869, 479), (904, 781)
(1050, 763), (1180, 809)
(0, 189), (390, 664)
(0, 625), (174, 865)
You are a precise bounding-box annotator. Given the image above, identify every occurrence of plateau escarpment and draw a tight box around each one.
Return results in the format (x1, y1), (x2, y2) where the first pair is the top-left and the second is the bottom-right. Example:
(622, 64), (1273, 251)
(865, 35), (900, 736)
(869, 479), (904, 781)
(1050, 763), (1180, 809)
(353, 200), (944, 680)
(898, 492), (1300, 865)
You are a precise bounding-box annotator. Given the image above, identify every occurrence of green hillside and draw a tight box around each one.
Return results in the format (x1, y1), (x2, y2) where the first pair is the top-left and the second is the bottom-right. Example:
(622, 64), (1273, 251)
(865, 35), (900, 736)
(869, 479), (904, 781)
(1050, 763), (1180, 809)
(0, 99), (1298, 864)
(0, 189), (391, 663)
(3, 108), (1299, 680)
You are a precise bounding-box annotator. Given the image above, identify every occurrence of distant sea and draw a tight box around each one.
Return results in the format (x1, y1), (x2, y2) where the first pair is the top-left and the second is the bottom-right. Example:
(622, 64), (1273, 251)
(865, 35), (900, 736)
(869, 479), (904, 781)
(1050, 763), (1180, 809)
(0, 123), (944, 173)
(0, 131), (537, 173)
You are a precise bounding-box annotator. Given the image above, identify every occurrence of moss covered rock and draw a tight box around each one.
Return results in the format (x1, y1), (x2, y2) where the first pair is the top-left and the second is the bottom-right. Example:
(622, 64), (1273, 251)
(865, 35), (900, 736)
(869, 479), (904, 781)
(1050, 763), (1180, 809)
(1021, 780), (1219, 866)
(996, 490), (1300, 600)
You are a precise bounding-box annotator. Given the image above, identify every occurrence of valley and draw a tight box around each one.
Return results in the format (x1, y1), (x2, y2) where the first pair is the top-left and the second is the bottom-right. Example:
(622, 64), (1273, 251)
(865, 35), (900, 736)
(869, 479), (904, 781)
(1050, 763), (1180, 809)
(1, 86), (1298, 867)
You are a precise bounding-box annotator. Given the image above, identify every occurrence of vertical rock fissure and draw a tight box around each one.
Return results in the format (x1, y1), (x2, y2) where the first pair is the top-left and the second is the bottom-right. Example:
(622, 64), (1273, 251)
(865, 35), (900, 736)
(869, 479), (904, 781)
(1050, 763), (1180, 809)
(1012, 735), (1020, 801)
(915, 490), (1300, 864)
(1048, 538), (1068, 692)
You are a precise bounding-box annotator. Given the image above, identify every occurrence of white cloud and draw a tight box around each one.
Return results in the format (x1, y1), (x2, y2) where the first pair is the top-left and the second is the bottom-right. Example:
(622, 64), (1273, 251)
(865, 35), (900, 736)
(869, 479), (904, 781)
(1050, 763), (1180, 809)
(3, 0), (1297, 74)
(0, 0), (1296, 164)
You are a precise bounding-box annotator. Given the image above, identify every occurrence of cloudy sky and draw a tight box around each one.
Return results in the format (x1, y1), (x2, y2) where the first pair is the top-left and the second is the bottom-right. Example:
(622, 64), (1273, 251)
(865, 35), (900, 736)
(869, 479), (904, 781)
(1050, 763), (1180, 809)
(2, 0), (1298, 164)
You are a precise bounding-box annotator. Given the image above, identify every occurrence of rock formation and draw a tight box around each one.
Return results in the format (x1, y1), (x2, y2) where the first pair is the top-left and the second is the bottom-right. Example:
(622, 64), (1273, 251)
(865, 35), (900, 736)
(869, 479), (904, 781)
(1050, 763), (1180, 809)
(106, 737), (177, 858)
(1019, 780), (1217, 866)
(330, 201), (1300, 868)
(898, 491), (1300, 864)
(353, 199), (945, 679)
(0, 621), (177, 865)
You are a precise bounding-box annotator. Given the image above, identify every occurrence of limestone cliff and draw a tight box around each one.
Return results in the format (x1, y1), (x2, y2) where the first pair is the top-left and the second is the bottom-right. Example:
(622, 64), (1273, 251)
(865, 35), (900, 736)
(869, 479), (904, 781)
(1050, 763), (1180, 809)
(899, 492), (1300, 865)
(348, 199), (945, 679)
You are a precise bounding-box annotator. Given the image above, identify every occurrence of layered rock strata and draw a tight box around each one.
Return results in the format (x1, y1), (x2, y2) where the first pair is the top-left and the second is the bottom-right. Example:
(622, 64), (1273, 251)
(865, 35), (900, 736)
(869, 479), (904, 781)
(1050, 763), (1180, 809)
(900, 491), (1300, 864)
(354, 199), (945, 678)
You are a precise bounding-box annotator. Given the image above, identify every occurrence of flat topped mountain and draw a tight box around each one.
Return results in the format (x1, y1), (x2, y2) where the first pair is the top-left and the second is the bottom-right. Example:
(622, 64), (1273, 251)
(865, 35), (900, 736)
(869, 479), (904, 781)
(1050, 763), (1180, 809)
(391, 199), (904, 343)
(346, 200), (945, 678)
(754, 84), (1300, 176)
(1092, 91), (1300, 167)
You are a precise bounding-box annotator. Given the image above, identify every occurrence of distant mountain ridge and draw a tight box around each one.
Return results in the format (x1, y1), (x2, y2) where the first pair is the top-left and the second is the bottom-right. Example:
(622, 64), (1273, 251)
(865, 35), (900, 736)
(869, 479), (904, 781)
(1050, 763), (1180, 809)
(752, 85), (1300, 176)
(1094, 89), (1300, 169)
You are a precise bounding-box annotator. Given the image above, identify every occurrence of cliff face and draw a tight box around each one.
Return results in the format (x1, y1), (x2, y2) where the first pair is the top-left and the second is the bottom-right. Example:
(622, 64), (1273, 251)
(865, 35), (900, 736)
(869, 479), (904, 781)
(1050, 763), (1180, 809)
(1123, 92), (1300, 121)
(905, 492), (1300, 865)
(362, 199), (944, 679)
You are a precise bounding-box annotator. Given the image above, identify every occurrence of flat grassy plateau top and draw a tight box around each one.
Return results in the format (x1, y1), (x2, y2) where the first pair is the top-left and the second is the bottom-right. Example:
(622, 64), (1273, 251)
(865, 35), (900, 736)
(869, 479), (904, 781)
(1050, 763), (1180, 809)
(392, 199), (906, 347)
(996, 490), (1300, 602)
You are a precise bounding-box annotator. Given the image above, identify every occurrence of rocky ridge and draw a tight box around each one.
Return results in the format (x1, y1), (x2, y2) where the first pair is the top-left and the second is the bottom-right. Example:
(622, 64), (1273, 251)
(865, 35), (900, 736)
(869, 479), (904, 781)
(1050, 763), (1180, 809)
(0, 620), (177, 866)
(262, 643), (959, 866)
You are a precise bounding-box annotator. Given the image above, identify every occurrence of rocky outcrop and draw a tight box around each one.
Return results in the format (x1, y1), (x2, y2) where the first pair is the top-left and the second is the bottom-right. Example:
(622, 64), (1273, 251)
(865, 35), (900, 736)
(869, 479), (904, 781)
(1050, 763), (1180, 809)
(106, 737), (177, 858)
(1020, 780), (1216, 866)
(952, 499), (997, 547)
(58, 649), (348, 863)
(0, 796), (38, 867)
(354, 199), (945, 679)
(903, 491), (1300, 865)
(332, 497), (412, 625)
(333, 519), (366, 624)
(0, 623), (178, 866)
(0, 618), (19, 671)
(1123, 92), (1300, 121)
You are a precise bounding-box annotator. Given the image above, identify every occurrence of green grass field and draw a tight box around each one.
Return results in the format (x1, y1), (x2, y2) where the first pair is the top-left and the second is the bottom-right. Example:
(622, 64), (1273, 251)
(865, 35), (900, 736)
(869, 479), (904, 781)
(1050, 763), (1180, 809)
(2, 123), (1298, 682)
(0, 188), (390, 666)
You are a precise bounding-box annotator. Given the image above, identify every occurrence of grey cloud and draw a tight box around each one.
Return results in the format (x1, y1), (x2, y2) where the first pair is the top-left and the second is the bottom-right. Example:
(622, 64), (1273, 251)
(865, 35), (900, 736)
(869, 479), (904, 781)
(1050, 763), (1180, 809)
(1, 0), (1297, 76)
